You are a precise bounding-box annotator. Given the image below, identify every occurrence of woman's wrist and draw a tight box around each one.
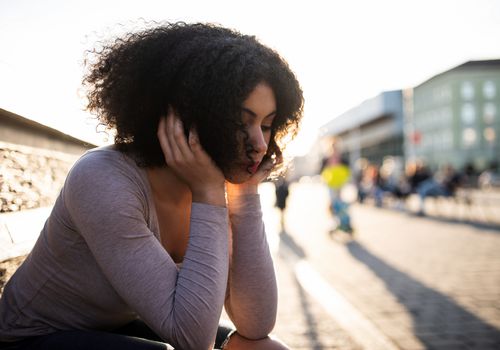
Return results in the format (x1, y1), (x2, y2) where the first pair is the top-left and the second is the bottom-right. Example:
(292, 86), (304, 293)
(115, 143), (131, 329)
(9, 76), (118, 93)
(226, 182), (258, 196)
(191, 185), (227, 207)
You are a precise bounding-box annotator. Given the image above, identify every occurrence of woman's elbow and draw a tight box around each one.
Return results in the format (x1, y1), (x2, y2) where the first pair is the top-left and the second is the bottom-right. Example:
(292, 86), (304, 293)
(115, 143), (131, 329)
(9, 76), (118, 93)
(165, 326), (215, 350)
(236, 317), (276, 340)
(171, 335), (214, 350)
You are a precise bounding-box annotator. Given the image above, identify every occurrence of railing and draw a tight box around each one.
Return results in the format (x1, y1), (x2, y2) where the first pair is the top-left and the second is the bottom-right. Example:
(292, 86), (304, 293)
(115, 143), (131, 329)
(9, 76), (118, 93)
(364, 187), (500, 227)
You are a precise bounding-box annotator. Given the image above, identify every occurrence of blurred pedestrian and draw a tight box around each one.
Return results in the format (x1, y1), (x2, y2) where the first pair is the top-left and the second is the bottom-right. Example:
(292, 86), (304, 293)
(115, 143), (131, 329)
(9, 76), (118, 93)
(417, 164), (462, 216)
(373, 165), (386, 207)
(275, 177), (290, 233)
(408, 160), (431, 193)
(479, 161), (500, 189)
(321, 148), (353, 234)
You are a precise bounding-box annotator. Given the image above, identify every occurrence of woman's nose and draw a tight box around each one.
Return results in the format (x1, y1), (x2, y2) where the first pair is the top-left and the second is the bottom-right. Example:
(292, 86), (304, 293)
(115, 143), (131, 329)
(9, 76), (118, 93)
(250, 128), (268, 155)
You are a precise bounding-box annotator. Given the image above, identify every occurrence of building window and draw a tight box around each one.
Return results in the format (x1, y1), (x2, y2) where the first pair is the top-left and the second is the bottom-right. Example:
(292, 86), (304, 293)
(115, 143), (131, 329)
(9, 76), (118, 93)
(433, 85), (452, 103)
(461, 103), (476, 124)
(430, 110), (439, 127)
(461, 81), (475, 100)
(462, 128), (477, 147)
(443, 85), (452, 102)
(444, 130), (453, 149)
(484, 127), (496, 144)
(483, 103), (497, 124)
(433, 133), (441, 150)
(442, 107), (452, 124)
(483, 81), (496, 99)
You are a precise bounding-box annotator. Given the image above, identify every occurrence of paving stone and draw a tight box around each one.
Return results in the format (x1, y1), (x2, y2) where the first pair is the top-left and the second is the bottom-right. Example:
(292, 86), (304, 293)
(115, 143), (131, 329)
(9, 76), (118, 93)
(274, 182), (500, 350)
(393, 338), (427, 350)
(272, 253), (362, 350)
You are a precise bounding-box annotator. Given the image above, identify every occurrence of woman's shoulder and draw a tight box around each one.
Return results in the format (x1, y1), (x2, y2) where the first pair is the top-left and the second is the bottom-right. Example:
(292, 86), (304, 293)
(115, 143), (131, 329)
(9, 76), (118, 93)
(66, 145), (149, 191)
(73, 145), (137, 172)
(79, 144), (127, 163)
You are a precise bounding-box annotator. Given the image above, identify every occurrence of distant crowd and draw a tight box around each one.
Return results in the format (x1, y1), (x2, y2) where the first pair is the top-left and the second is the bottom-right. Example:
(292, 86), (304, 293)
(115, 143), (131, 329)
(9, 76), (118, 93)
(354, 159), (500, 215)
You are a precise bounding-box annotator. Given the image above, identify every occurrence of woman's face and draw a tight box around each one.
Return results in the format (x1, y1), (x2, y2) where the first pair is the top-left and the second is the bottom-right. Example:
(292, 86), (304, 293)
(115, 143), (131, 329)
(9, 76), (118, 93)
(225, 82), (276, 184)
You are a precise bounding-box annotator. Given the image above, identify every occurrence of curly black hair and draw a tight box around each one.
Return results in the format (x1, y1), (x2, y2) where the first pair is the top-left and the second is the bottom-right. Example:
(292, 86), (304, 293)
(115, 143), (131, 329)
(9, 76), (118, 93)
(83, 22), (304, 175)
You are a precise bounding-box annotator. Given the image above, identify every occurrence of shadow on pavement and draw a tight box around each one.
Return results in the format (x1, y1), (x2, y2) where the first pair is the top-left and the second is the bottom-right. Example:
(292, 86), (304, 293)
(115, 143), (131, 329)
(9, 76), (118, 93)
(279, 230), (306, 259)
(406, 211), (500, 232)
(292, 274), (323, 350)
(346, 240), (500, 349)
(278, 230), (323, 349)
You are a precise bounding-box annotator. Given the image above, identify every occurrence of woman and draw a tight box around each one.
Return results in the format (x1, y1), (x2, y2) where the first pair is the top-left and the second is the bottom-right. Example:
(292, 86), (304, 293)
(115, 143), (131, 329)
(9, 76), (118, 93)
(0, 22), (303, 349)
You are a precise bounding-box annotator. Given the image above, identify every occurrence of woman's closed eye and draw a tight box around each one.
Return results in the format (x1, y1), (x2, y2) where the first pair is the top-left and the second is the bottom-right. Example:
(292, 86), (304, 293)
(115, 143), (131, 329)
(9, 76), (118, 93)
(261, 125), (272, 133)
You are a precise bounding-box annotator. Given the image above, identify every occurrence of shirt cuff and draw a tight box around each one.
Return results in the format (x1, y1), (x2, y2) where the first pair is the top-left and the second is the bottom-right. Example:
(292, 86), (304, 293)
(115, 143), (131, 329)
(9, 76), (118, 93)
(227, 194), (262, 216)
(191, 202), (228, 223)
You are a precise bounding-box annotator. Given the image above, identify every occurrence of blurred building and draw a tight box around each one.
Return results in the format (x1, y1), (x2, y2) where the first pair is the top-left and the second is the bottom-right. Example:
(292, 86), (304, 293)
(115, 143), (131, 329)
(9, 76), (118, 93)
(320, 90), (404, 167)
(318, 59), (500, 175)
(405, 59), (500, 172)
(288, 139), (324, 181)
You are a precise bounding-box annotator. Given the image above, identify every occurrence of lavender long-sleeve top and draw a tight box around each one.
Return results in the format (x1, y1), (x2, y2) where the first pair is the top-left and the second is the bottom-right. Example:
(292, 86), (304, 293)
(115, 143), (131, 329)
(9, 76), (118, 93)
(0, 146), (277, 349)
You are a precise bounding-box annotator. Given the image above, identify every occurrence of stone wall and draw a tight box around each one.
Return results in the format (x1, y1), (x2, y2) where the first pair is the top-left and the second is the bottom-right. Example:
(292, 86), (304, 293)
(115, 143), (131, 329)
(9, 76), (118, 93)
(0, 142), (81, 213)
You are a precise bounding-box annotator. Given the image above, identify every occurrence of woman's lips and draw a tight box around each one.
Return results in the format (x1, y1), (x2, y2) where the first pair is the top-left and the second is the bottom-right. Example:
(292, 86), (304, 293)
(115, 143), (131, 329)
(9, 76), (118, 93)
(248, 162), (261, 174)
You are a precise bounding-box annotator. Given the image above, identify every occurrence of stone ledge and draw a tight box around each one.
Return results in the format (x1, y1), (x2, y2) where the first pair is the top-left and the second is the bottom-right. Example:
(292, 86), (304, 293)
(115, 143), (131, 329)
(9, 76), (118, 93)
(1, 142), (81, 213)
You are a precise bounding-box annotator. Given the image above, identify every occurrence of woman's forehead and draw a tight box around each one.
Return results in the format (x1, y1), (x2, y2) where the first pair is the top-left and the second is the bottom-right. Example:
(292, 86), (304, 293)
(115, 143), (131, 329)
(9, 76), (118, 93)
(242, 83), (276, 117)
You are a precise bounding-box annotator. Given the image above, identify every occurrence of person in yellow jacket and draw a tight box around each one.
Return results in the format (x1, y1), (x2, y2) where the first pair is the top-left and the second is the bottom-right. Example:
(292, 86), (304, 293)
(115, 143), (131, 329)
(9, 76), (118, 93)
(320, 153), (353, 234)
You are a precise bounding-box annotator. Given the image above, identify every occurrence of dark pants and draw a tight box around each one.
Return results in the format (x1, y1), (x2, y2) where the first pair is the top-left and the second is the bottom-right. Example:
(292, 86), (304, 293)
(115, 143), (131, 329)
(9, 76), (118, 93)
(0, 320), (233, 349)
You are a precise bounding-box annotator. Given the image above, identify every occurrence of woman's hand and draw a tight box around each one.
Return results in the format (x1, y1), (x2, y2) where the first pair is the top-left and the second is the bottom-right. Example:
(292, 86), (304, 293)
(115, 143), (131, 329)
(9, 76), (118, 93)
(226, 154), (282, 196)
(157, 109), (226, 207)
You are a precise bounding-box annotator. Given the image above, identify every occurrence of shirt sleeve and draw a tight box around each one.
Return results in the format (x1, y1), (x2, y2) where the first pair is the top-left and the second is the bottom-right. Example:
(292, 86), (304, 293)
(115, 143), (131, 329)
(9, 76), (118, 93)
(63, 152), (229, 350)
(224, 193), (278, 339)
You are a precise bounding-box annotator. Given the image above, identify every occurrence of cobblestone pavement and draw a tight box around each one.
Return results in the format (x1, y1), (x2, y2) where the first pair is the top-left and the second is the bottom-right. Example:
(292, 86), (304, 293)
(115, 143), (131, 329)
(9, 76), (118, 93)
(272, 249), (362, 349)
(223, 183), (363, 349)
(265, 181), (500, 350)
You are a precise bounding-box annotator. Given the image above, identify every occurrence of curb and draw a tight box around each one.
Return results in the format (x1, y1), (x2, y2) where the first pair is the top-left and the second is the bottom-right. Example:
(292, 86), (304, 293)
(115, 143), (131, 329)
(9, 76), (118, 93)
(280, 243), (399, 350)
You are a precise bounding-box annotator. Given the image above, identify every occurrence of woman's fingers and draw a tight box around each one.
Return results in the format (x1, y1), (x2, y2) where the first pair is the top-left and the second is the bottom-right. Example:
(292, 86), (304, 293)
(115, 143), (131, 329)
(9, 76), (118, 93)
(162, 109), (215, 173)
(173, 117), (194, 160)
(188, 128), (204, 155)
(157, 117), (173, 164)
(250, 154), (281, 184)
(188, 128), (217, 166)
(188, 127), (199, 149)
(259, 157), (275, 176)
(165, 110), (184, 163)
(158, 109), (225, 197)
(158, 109), (192, 167)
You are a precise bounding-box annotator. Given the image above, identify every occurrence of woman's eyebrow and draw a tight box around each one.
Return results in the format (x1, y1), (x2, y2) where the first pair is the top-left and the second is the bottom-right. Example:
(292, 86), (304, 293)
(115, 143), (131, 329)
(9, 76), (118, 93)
(242, 107), (276, 119)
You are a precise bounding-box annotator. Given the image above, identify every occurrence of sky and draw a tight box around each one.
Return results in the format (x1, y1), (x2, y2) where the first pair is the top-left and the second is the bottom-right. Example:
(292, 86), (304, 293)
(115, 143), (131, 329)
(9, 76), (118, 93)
(1, 0), (500, 156)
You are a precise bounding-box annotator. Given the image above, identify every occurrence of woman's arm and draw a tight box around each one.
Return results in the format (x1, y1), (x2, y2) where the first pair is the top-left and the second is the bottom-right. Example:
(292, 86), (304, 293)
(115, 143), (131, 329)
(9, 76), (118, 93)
(64, 151), (228, 350)
(224, 186), (278, 339)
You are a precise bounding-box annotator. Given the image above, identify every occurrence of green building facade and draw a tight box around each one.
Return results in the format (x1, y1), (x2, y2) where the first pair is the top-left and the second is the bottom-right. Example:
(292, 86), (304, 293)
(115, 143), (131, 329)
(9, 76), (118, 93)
(405, 60), (500, 172)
